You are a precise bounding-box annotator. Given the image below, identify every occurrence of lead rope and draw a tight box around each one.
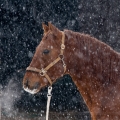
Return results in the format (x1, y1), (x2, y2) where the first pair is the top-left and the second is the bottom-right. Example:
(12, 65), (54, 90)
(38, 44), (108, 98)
(46, 86), (52, 120)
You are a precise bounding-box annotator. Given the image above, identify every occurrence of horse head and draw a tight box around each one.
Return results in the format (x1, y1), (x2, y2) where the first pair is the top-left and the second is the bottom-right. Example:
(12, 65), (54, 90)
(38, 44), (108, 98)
(23, 23), (66, 94)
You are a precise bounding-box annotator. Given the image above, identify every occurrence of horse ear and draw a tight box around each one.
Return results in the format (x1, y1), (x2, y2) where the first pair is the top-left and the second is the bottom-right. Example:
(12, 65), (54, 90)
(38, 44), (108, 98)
(42, 23), (49, 34)
(48, 22), (60, 36)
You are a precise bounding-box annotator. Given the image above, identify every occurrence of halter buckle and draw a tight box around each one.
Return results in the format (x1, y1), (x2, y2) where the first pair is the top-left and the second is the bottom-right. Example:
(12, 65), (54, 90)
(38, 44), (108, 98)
(61, 44), (65, 49)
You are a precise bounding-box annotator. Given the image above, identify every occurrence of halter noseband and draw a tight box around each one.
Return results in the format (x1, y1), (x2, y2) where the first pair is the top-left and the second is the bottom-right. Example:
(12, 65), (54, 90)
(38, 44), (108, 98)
(26, 31), (66, 85)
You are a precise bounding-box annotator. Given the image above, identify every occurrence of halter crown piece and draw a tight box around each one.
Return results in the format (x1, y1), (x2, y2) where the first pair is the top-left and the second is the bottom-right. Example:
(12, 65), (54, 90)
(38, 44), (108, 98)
(26, 31), (66, 85)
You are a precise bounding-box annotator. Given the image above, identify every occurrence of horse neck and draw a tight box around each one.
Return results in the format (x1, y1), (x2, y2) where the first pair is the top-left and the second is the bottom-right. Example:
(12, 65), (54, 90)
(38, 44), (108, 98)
(64, 30), (120, 100)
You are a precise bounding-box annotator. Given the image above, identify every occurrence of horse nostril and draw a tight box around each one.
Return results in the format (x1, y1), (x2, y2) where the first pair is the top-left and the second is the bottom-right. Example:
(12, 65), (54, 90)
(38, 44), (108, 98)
(24, 79), (29, 87)
(34, 82), (40, 89)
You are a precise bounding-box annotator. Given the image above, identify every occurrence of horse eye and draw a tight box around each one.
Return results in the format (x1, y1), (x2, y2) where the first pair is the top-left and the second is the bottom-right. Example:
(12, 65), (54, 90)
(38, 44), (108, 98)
(43, 49), (50, 54)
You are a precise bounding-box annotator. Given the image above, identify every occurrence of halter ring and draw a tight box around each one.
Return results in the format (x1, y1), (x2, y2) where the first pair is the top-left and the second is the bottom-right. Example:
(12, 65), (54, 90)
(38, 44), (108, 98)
(39, 68), (47, 76)
(59, 54), (64, 59)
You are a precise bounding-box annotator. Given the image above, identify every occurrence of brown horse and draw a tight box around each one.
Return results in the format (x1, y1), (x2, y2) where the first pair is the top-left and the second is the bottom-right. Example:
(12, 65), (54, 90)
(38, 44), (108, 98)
(23, 22), (120, 120)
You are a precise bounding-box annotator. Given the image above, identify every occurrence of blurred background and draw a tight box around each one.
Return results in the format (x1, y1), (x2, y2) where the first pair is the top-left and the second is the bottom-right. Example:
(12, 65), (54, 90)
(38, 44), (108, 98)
(0, 0), (120, 119)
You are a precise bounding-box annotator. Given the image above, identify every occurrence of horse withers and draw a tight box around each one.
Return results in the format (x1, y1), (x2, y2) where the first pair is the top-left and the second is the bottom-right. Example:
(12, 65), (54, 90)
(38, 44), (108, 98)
(23, 22), (120, 120)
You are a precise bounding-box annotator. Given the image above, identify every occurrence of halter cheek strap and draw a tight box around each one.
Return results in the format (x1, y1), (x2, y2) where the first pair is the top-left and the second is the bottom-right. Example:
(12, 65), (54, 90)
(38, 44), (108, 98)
(26, 31), (66, 85)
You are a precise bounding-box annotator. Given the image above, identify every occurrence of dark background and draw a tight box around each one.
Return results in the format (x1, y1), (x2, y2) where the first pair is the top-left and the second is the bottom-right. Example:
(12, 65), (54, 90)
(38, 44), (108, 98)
(0, 0), (120, 117)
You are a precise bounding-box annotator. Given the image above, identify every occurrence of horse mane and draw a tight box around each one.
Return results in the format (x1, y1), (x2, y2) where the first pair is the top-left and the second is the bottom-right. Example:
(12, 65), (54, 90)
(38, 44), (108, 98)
(65, 29), (115, 53)
(64, 30), (120, 85)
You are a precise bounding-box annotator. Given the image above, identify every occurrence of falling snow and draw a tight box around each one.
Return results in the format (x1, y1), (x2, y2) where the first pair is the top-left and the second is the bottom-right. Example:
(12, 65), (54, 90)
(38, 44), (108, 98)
(0, 0), (120, 120)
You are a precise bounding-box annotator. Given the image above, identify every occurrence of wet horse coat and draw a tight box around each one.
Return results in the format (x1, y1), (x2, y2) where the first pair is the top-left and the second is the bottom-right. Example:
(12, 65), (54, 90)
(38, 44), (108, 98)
(23, 23), (120, 120)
